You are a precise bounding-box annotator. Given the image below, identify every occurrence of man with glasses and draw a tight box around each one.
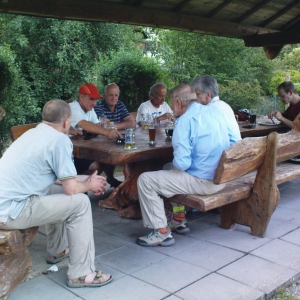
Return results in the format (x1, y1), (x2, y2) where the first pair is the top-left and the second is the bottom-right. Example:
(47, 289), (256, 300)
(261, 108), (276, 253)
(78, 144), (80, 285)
(268, 81), (300, 129)
(70, 83), (123, 188)
(191, 75), (241, 146)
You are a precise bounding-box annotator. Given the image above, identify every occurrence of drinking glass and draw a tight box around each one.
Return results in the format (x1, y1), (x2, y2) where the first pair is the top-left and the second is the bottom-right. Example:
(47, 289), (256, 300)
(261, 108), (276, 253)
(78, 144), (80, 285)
(249, 109), (257, 127)
(165, 121), (174, 139)
(141, 113), (151, 129)
(148, 122), (156, 145)
(124, 127), (136, 150)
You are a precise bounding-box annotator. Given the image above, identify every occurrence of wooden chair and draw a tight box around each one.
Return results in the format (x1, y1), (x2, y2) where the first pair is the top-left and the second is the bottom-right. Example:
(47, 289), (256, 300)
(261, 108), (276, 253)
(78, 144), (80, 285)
(10, 123), (38, 142)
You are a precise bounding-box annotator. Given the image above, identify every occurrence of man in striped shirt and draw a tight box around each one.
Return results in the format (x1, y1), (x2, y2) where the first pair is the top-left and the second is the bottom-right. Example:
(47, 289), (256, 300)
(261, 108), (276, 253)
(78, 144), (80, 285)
(94, 83), (136, 130)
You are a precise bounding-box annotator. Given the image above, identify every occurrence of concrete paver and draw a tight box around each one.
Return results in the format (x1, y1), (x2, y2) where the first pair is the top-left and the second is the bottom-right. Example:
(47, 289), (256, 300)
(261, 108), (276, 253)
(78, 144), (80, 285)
(7, 177), (300, 300)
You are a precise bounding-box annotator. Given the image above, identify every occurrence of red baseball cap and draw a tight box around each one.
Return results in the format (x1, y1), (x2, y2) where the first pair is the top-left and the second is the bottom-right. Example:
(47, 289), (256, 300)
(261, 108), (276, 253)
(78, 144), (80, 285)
(78, 83), (102, 99)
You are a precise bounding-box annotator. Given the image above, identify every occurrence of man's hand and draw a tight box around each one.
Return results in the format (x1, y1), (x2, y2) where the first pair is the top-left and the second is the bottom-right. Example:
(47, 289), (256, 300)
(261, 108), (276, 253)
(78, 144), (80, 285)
(68, 126), (83, 136)
(105, 129), (123, 139)
(87, 170), (107, 195)
(157, 113), (173, 122)
(268, 110), (283, 121)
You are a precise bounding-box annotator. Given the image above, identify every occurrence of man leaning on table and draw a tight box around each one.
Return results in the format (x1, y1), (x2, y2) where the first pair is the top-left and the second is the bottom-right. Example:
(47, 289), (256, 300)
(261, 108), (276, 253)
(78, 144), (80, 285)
(136, 82), (173, 125)
(94, 83), (136, 130)
(0, 99), (113, 287)
(191, 75), (241, 145)
(268, 81), (300, 128)
(136, 84), (232, 247)
(69, 83), (123, 188)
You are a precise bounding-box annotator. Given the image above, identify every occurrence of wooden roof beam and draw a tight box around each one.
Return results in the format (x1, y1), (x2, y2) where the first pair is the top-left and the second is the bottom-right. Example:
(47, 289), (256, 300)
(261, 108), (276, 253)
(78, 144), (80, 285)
(206, 0), (234, 18)
(281, 14), (300, 30)
(243, 31), (300, 47)
(172, 0), (193, 13)
(0, 0), (277, 39)
(259, 0), (300, 27)
(235, 0), (272, 23)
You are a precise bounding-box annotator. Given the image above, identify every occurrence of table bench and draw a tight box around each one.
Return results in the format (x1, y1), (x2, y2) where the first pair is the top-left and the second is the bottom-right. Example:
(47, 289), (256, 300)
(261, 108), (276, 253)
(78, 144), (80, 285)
(168, 116), (300, 237)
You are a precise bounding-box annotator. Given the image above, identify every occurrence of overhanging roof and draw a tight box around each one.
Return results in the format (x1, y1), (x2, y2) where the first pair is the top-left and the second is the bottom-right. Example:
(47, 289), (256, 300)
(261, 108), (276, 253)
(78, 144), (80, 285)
(1, 0), (300, 58)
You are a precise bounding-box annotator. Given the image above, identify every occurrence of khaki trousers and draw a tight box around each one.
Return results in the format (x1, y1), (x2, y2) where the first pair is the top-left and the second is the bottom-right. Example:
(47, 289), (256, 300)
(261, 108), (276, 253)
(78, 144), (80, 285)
(1, 184), (95, 279)
(137, 164), (225, 229)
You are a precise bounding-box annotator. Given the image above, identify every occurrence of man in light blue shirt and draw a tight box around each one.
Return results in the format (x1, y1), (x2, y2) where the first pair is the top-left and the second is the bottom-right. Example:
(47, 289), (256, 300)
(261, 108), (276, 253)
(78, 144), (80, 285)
(136, 84), (232, 247)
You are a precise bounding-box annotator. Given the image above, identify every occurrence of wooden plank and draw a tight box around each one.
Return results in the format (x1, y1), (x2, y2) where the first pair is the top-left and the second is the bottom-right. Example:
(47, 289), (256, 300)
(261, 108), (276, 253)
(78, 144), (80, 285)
(0, 230), (23, 254)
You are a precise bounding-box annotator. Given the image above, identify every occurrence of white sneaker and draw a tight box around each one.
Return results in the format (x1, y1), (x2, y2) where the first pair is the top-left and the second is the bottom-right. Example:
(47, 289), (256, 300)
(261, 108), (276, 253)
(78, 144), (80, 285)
(168, 218), (190, 235)
(137, 230), (175, 247)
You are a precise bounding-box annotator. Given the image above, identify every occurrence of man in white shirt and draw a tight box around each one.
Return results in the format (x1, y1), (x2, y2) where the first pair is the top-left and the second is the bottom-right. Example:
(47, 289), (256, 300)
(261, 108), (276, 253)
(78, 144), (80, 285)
(191, 75), (241, 146)
(136, 82), (173, 125)
(70, 83), (123, 188)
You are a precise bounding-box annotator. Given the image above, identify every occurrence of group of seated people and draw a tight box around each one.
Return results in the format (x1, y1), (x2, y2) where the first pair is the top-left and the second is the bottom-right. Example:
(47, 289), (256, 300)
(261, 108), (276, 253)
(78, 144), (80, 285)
(0, 75), (299, 288)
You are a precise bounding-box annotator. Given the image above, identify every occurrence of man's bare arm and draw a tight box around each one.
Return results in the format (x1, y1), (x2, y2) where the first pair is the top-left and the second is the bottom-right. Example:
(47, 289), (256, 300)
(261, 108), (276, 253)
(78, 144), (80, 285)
(77, 120), (122, 139)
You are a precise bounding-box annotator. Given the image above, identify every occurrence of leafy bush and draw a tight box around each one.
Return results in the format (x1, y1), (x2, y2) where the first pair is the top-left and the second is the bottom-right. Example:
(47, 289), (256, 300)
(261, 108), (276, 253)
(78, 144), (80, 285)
(0, 44), (40, 154)
(98, 48), (172, 112)
(219, 80), (264, 110)
(268, 70), (300, 95)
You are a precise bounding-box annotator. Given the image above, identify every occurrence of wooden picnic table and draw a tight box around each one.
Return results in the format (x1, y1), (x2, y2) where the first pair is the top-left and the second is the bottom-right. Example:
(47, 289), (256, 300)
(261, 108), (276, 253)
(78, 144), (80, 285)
(72, 126), (174, 218)
(239, 118), (289, 138)
(72, 118), (290, 218)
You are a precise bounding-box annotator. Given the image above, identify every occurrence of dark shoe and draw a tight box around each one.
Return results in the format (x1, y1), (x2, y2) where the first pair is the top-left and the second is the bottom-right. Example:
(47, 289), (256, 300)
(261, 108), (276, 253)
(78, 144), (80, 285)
(106, 177), (122, 188)
(46, 249), (69, 264)
(168, 218), (190, 235)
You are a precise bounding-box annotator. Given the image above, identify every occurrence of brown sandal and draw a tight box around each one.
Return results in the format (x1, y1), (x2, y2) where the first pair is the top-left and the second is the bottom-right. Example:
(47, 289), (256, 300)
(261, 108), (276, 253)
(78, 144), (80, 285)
(67, 270), (113, 288)
(46, 249), (69, 264)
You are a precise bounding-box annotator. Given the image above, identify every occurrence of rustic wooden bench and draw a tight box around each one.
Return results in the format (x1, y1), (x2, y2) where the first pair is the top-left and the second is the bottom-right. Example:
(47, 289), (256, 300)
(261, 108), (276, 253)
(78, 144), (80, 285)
(169, 115), (300, 238)
(0, 123), (39, 300)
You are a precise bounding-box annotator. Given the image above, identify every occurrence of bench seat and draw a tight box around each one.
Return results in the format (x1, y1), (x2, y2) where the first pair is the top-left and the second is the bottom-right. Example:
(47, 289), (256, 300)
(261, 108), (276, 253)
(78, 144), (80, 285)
(170, 162), (300, 212)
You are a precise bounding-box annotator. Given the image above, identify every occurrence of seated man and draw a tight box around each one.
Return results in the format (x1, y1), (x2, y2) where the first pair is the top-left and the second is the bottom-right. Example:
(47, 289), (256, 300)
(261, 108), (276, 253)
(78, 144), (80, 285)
(136, 82), (173, 125)
(268, 81), (300, 129)
(136, 84), (231, 247)
(94, 83), (136, 130)
(191, 75), (241, 145)
(70, 83), (123, 188)
(0, 99), (112, 287)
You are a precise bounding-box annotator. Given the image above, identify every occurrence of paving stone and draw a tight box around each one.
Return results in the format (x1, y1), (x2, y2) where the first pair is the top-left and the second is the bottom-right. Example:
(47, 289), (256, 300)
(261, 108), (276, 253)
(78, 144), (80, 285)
(272, 207), (300, 226)
(9, 275), (78, 300)
(251, 239), (300, 271)
(81, 275), (169, 300)
(207, 229), (272, 252)
(217, 254), (298, 294)
(281, 227), (300, 246)
(175, 273), (264, 300)
(97, 244), (168, 274)
(132, 257), (210, 293)
(235, 218), (299, 239)
(172, 241), (245, 271)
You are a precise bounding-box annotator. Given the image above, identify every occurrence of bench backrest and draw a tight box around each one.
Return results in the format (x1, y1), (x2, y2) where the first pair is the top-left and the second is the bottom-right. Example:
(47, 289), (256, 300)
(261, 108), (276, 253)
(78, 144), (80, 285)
(10, 123), (38, 142)
(213, 115), (300, 184)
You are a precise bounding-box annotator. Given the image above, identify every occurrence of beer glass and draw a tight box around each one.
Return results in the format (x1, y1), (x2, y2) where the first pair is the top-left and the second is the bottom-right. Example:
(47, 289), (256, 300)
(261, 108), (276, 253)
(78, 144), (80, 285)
(124, 128), (136, 150)
(249, 109), (257, 127)
(148, 122), (156, 145)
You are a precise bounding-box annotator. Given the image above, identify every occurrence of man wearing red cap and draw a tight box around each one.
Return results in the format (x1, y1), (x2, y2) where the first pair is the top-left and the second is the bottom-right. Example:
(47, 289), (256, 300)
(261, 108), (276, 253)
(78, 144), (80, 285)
(70, 83), (123, 188)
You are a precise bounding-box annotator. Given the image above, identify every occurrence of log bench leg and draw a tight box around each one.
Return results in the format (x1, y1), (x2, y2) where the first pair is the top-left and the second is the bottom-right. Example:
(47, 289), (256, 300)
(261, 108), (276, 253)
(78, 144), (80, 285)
(99, 157), (172, 218)
(220, 132), (279, 238)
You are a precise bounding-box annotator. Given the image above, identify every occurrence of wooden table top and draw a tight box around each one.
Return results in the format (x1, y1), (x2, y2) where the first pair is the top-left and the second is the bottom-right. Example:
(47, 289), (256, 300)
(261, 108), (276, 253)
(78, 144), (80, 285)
(72, 126), (173, 165)
(239, 118), (289, 138)
(72, 120), (290, 165)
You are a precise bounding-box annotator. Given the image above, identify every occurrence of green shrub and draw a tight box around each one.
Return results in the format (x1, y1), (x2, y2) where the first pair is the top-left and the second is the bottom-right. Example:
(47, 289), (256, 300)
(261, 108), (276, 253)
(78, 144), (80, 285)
(0, 44), (40, 155)
(219, 80), (264, 110)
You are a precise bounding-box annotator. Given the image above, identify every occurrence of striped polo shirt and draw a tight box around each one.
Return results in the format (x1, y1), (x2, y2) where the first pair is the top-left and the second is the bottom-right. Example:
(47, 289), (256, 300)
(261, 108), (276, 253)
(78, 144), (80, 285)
(94, 99), (130, 122)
